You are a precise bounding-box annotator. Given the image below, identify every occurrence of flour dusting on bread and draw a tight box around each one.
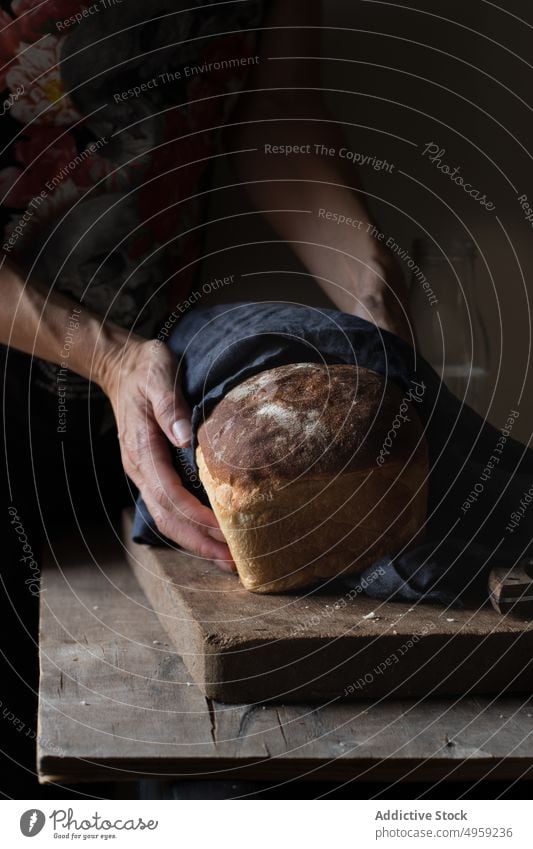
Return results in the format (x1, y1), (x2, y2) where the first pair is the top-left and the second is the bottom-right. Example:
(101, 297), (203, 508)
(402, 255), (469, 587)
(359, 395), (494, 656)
(196, 363), (429, 593)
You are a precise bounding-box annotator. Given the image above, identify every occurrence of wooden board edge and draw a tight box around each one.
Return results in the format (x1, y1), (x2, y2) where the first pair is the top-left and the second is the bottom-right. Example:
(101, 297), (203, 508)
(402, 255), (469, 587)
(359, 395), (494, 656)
(37, 754), (533, 785)
(121, 510), (214, 693)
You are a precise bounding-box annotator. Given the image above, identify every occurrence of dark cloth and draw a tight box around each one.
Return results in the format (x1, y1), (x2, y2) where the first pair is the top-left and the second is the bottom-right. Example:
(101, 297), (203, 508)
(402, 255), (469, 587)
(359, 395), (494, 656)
(133, 302), (533, 606)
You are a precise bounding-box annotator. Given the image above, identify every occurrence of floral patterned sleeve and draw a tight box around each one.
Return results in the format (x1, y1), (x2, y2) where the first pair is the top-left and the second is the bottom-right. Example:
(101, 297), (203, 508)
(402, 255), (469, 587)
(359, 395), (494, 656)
(0, 0), (266, 349)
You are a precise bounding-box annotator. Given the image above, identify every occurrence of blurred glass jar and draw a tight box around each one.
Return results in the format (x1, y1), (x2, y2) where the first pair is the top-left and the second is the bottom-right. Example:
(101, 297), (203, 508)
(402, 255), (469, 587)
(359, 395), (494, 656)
(408, 237), (490, 412)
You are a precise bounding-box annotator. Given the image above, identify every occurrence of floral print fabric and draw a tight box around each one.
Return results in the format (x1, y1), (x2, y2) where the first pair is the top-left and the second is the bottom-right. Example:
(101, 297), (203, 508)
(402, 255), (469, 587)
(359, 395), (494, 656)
(0, 0), (264, 395)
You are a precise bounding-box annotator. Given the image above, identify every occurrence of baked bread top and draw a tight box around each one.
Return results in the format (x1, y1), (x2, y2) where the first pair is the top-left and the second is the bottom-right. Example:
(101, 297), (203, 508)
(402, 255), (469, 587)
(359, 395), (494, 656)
(196, 363), (426, 488)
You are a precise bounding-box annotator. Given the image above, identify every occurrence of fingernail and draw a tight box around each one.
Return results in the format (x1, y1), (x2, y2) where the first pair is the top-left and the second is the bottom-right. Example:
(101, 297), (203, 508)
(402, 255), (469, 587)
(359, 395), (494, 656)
(207, 526), (226, 542)
(215, 560), (236, 573)
(172, 418), (192, 447)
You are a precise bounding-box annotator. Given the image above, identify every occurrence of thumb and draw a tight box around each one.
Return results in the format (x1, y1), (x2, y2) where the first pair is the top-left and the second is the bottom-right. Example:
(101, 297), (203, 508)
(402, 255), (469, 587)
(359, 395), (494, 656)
(150, 379), (193, 448)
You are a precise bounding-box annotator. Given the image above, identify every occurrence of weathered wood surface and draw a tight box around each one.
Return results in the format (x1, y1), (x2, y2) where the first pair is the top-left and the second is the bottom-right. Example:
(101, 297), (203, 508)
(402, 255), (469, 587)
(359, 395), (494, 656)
(38, 521), (533, 784)
(122, 511), (533, 703)
(489, 559), (533, 616)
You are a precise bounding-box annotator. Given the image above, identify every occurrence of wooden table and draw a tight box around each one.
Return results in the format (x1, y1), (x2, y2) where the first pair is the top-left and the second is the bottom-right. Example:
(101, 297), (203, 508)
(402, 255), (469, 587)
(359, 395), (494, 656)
(122, 512), (533, 704)
(38, 523), (533, 785)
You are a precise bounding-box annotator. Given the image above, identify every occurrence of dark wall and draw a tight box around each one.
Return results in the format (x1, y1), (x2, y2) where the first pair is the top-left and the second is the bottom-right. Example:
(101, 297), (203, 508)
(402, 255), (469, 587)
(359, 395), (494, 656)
(202, 0), (533, 441)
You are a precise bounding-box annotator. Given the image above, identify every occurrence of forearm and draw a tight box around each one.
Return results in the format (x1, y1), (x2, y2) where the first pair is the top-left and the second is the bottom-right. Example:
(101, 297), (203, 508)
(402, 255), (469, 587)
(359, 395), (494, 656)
(224, 0), (410, 338)
(229, 115), (383, 307)
(0, 257), (140, 389)
(228, 109), (410, 336)
(230, 92), (404, 293)
(0, 261), (230, 562)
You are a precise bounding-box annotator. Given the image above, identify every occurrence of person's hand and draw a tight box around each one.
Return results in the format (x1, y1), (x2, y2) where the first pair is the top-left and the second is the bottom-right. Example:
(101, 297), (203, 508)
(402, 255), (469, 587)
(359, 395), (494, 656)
(100, 337), (236, 572)
(349, 254), (413, 345)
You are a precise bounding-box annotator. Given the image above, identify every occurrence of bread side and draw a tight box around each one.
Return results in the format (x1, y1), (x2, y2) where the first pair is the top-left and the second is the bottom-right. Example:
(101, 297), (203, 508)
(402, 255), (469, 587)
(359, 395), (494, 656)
(196, 363), (428, 593)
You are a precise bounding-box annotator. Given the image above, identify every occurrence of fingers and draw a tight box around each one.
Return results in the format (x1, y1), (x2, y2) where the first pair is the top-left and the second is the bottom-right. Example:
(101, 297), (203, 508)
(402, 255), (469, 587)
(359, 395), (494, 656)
(215, 559), (238, 574)
(149, 372), (193, 448)
(111, 343), (234, 571)
(206, 525), (227, 543)
(143, 486), (233, 562)
(172, 418), (192, 447)
(123, 418), (234, 564)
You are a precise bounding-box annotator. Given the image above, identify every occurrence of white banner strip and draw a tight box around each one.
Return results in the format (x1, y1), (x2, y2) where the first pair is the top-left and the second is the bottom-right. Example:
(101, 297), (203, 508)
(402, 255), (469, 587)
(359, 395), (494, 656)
(2, 799), (531, 848)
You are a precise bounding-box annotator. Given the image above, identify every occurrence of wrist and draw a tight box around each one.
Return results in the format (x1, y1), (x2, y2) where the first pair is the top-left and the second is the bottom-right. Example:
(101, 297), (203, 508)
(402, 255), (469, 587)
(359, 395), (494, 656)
(90, 319), (145, 396)
(347, 246), (408, 303)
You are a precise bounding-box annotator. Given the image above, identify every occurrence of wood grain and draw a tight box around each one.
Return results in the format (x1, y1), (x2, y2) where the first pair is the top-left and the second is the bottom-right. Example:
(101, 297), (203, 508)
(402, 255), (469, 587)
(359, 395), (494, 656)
(38, 520), (533, 784)
(122, 511), (533, 703)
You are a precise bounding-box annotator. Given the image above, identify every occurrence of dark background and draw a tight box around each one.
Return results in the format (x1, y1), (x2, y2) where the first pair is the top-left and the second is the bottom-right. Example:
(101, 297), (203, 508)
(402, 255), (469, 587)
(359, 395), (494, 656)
(202, 0), (533, 443)
(2, 0), (532, 801)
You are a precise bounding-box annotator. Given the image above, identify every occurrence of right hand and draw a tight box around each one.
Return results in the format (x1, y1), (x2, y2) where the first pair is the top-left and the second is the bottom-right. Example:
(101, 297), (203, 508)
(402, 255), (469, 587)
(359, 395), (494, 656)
(348, 254), (413, 345)
(100, 337), (235, 572)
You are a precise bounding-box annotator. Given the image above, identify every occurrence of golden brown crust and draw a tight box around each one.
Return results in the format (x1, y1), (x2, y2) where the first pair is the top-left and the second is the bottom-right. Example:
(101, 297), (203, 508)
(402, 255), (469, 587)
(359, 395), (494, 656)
(197, 447), (428, 593)
(197, 363), (425, 488)
(196, 363), (429, 594)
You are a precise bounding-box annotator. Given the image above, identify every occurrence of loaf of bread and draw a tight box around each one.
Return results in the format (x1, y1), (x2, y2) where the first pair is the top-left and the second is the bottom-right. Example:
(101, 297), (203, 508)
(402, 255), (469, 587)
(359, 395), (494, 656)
(196, 363), (428, 593)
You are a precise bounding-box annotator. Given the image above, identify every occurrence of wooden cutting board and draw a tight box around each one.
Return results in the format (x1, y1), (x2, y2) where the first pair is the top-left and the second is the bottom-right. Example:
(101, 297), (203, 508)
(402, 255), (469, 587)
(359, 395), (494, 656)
(122, 511), (533, 704)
